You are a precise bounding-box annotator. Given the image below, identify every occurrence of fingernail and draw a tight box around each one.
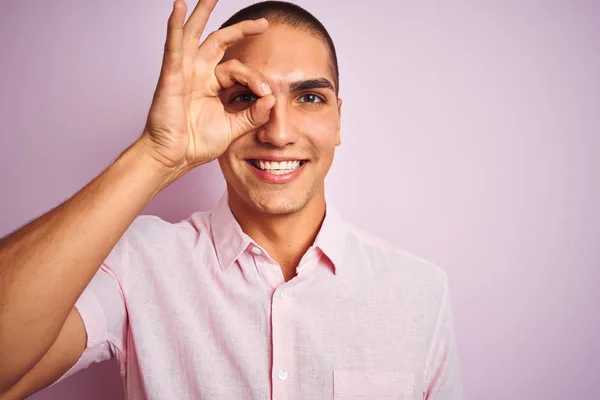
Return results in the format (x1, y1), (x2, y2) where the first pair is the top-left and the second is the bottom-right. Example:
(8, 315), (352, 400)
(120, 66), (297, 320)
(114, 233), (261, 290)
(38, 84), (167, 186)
(261, 82), (271, 95)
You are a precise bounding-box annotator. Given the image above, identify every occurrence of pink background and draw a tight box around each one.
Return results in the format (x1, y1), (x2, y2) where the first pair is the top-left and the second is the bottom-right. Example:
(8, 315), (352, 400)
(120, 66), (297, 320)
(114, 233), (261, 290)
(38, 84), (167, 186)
(1, 0), (598, 399)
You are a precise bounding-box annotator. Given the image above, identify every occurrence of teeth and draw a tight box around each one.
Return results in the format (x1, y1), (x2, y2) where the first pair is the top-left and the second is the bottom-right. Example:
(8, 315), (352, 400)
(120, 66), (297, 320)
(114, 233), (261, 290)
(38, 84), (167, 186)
(254, 160), (302, 173)
(272, 169), (294, 175)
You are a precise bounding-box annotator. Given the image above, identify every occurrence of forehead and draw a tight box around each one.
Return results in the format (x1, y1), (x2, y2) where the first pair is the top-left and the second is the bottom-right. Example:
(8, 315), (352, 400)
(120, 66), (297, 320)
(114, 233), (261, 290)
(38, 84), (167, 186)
(222, 24), (334, 88)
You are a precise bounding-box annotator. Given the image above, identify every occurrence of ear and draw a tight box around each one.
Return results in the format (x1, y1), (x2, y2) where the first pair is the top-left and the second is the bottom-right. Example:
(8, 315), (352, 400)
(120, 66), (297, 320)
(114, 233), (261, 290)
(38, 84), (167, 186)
(335, 97), (343, 146)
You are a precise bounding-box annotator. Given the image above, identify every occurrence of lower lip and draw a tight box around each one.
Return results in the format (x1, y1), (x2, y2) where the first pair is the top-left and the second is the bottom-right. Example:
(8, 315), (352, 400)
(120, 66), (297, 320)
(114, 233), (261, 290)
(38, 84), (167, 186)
(246, 161), (307, 184)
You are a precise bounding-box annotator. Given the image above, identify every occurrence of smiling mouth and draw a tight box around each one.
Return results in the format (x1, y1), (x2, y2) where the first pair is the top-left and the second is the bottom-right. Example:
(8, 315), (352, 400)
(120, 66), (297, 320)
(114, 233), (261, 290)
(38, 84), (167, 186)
(247, 159), (308, 175)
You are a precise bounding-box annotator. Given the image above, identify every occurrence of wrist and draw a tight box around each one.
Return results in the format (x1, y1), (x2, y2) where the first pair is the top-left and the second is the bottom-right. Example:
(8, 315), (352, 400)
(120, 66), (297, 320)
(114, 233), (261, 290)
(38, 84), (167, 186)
(120, 139), (188, 194)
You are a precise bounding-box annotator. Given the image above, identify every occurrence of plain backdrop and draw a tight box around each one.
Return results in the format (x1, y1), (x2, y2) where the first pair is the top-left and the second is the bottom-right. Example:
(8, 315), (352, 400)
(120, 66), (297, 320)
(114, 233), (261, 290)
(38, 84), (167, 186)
(1, 0), (599, 399)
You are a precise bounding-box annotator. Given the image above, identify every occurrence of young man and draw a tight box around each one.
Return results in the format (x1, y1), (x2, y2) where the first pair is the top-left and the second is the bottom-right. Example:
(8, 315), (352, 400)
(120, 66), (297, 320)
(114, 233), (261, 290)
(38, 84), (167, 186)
(0, 0), (464, 399)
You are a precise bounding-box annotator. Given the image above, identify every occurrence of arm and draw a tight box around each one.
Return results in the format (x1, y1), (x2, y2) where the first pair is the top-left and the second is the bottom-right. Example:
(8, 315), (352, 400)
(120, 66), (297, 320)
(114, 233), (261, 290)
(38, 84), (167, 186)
(1, 266), (128, 400)
(0, 0), (274, 393)
(0, 141), (173, 392)
(0, 308), (86, 400)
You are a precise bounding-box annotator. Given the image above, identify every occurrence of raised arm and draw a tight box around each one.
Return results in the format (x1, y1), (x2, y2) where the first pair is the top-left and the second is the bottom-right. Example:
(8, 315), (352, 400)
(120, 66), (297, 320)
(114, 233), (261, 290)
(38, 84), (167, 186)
(0, 0), (274, 393)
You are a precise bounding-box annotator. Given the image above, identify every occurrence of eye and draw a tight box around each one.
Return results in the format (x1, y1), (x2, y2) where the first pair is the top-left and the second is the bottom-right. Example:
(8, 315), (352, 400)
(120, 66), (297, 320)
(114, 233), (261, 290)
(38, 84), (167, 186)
(230, 92), (257, 104)
(298, 93), (325, 104)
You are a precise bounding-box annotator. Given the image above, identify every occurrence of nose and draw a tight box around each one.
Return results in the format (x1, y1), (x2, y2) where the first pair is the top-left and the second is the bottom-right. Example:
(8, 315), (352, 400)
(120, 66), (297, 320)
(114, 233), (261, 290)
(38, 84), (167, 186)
(255, 99), (298, 147)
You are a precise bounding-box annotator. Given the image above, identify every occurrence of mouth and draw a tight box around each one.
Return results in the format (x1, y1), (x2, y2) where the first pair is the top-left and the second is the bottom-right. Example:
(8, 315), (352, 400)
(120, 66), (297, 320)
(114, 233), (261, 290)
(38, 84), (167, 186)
(247, 159), (308, 174)
(245, 158), (309, 183)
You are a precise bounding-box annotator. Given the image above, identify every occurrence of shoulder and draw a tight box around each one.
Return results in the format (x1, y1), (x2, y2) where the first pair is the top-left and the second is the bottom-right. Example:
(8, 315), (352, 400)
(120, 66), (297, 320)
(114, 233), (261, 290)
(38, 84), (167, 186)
(123, 211), (212, 245)
(104, 211), (213, 267)
(344, 222), (448, 295)
(100, 211), (215, 285)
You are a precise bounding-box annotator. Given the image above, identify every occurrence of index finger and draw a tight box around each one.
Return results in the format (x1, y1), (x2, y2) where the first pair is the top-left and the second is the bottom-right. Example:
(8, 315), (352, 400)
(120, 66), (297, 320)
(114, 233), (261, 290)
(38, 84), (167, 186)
(197, 19), (269, 65)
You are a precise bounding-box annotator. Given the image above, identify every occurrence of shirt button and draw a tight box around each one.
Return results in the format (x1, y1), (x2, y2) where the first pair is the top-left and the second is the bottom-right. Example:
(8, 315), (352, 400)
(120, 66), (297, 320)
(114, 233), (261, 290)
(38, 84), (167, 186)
(251, 247), (262, 255)
(278, 290), (287, 300)
(278, 370), (288, 380)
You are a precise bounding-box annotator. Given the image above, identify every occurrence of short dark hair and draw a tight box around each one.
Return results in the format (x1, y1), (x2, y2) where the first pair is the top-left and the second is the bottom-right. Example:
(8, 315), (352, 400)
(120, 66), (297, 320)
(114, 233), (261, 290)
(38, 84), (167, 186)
(219, 1), (339, 96)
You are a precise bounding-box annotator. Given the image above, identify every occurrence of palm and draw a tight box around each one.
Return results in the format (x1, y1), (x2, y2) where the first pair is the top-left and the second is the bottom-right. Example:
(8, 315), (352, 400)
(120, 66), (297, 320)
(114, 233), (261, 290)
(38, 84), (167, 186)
(186, 96), (235, 164)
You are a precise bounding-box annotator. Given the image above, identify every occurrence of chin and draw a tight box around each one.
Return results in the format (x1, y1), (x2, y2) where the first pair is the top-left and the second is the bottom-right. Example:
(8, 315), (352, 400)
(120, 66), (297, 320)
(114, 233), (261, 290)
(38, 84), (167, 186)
(244, 186), (314, 216)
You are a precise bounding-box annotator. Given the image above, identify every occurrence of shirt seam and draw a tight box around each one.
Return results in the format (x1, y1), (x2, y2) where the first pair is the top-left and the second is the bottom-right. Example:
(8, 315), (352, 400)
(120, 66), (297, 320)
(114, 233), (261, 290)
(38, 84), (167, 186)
(423, 274), (449, 385)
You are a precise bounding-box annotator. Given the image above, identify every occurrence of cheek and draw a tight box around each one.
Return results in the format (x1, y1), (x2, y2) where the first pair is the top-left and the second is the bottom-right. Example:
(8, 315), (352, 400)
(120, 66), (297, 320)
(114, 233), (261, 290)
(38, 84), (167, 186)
(304, 113), (339, 151)
(217, 144), (242, 180)
(222, 134), (253, 164)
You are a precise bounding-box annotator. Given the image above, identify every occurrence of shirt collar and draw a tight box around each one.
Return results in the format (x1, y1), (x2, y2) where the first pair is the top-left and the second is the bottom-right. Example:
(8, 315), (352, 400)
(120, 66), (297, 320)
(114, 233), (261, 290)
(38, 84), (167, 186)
(312, 196), (346, 274)
(210, 193), (253, 272)
(210, 192), (346, 274)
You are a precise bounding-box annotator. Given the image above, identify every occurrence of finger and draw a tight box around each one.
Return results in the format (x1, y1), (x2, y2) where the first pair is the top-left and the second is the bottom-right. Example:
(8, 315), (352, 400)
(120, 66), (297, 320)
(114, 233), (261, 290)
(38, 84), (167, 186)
(214, 59), (272, 97)
(228, 95), (276, 139)
(162, 0), (187, 73)
(182, 0), (217, 50)
(198, 19), (268, 65)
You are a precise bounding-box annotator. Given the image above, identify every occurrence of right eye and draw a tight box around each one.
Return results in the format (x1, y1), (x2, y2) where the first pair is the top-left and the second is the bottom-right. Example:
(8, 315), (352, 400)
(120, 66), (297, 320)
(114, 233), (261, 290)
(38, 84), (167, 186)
(230, 93), (258, 104)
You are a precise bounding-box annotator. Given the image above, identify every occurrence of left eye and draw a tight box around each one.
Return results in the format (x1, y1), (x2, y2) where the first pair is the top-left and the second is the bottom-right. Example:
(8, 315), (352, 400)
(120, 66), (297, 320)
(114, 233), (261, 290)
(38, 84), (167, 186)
(299, 93), (323, 103)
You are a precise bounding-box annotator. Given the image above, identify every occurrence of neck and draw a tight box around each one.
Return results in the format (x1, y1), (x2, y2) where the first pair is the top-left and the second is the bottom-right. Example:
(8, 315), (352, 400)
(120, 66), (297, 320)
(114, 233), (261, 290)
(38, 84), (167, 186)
(228, 190), (326, 278)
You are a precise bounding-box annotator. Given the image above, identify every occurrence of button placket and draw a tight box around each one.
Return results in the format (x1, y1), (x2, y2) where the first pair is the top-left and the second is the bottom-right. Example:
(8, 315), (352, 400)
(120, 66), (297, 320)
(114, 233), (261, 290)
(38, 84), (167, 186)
(271, 286), (292, 398)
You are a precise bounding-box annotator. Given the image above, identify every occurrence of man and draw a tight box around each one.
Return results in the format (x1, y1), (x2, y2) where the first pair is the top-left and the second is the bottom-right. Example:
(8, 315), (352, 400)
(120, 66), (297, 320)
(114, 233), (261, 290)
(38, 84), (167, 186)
(0, 0), (464, 398)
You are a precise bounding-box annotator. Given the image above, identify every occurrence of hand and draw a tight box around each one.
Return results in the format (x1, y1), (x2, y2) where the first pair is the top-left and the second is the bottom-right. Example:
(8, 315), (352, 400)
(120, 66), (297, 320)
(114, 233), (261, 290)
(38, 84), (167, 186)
(140, 0), (275, 172)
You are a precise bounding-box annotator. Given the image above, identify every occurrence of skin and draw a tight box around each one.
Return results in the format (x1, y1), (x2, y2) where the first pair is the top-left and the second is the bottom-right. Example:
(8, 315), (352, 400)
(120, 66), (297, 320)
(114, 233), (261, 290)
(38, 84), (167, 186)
(218, 24), (343, 280)
(0, 0), (340, 396)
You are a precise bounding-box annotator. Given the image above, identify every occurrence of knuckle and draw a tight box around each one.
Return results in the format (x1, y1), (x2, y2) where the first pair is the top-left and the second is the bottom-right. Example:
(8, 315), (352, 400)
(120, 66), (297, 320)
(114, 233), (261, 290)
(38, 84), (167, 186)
(204, 31), (218, 47)
(239, 20), (254, 29)
(214, 39), (227, 54)
(226, 58), (243, 69)
(190, 23), (204, 38)
(209, 30), (227, 45)
(204, 31), (223, 50)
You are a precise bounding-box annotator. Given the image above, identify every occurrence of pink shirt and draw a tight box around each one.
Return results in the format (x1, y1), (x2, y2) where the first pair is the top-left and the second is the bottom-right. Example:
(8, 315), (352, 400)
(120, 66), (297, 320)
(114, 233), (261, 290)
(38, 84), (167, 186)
(55, 194), (464, 399)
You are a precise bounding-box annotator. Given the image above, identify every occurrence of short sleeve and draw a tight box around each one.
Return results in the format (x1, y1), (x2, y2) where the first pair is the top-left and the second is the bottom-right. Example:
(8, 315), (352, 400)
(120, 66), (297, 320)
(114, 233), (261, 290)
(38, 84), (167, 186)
(423, 279), (465, 399)
(52, 265), (128, 384)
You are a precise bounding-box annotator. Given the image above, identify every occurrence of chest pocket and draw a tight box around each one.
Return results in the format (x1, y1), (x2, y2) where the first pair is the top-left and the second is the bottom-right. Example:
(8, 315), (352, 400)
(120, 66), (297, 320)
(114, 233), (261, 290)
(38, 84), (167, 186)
(333, 371), (416, 400)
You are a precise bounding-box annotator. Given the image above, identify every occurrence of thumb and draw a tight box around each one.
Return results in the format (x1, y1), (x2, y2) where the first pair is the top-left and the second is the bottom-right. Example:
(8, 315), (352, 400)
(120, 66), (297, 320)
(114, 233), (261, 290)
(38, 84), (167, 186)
(229, 95), (275, 139)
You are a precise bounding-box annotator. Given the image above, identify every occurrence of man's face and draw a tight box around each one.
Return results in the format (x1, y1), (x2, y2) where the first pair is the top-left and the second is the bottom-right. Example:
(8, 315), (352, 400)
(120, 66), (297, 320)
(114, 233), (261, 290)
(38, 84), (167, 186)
(217, 24), (342, 216)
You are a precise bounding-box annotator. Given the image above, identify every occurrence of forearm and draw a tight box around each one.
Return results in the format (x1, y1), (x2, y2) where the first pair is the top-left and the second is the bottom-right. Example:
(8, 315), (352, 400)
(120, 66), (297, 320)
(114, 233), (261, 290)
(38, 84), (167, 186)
(0, 139), (178, 387)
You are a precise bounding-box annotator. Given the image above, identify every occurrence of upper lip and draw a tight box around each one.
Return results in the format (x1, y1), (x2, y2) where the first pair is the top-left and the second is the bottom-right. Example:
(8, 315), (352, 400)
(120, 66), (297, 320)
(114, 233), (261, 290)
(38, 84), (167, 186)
(246, 155), (307, 162)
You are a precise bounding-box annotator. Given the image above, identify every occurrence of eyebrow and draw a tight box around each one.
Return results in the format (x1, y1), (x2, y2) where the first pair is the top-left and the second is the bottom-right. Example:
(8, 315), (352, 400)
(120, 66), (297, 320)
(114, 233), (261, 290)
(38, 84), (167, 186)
(289, 78), (335, 93)
(225, 77), (336, 96)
